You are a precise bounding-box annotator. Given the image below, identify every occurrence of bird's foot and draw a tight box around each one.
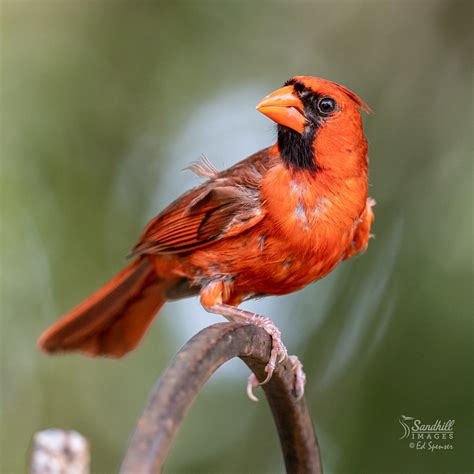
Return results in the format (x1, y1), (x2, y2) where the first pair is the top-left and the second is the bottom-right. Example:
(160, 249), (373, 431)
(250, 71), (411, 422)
(246, 354), (306, 402)
(203, 303), (287, 379)
(202, 302), (305, 401)
(244, 313), (288, 385)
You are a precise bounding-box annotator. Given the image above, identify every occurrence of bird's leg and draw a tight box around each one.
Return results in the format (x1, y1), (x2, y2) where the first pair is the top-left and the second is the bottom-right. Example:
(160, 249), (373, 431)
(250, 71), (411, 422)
(203, 302), (306, 401)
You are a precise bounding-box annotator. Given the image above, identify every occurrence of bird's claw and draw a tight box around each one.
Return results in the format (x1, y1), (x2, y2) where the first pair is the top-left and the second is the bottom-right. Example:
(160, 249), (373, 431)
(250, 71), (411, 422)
(260, 336), (288, 385)
(244, 314), (305, 402)
(203, 304), (305, 402)
(247, 314), (288, 385)
(288, 355), (306, 401)
(247, 354), (307, 402)
(246, 373), (260, 402)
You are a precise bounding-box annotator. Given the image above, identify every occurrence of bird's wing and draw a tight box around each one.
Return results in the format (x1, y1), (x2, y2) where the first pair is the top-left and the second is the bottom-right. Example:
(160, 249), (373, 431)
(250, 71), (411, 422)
(131, 148), (276, 255)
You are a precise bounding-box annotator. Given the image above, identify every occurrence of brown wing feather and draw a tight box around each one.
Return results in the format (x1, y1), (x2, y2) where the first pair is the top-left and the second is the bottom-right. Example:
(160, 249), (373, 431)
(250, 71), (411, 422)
(131, 148), (277, 256)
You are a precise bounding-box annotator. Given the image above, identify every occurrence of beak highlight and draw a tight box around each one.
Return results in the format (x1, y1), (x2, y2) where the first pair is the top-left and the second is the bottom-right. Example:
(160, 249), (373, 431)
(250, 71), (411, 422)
(256, 85), (306, 134)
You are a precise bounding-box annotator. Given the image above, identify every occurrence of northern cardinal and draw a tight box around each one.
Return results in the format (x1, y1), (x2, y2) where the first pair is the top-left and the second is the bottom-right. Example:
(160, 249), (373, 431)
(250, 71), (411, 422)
(39, 76), (374, 399)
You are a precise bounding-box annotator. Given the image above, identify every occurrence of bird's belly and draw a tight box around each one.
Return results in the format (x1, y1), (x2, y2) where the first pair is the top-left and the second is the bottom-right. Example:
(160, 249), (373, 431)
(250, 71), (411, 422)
(246, 238), (347, 295)
(196, 226), (350, 296)
(161, 219), (353, 301)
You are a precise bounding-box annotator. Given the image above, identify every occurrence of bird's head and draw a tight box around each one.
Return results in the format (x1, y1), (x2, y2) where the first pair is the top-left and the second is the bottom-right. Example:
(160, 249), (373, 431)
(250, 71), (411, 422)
(257, 76), (371, 176)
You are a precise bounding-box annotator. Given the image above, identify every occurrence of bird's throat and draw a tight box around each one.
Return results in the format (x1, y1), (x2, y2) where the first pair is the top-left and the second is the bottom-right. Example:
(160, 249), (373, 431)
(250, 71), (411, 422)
(277, 125), (317, 172)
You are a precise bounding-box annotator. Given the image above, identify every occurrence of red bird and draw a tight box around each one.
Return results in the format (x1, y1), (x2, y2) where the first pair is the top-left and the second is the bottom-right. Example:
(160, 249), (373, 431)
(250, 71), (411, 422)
(39, 76), (374, 399)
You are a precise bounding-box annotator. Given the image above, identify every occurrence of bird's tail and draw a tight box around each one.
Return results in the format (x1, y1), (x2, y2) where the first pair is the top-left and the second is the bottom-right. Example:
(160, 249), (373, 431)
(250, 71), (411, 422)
(38, 259), (169, 358)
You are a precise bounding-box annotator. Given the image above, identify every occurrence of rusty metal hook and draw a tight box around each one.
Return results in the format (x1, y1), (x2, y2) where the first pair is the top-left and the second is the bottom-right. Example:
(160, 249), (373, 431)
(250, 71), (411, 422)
(120, 322), (322, 473)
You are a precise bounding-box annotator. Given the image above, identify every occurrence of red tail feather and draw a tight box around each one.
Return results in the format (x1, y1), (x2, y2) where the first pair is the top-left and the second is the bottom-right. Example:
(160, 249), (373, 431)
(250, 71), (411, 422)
(38, 259), (168, 358)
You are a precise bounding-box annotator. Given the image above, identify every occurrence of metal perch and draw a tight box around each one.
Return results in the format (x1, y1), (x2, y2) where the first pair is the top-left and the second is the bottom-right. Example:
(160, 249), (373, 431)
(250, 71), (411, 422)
(120, 322), (322, 473)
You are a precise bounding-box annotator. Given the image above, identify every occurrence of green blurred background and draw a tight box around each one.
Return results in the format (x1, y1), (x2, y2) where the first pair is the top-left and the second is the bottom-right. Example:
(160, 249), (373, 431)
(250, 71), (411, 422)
(1, 1), (472, 473)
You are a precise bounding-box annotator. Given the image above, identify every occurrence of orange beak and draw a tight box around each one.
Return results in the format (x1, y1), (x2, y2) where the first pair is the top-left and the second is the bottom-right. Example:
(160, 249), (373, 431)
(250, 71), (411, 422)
(256, 85), (306, 134)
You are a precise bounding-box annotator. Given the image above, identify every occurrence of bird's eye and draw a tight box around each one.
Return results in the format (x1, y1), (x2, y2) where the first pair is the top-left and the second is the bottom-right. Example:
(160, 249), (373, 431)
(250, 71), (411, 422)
(317, 97), (337, 115)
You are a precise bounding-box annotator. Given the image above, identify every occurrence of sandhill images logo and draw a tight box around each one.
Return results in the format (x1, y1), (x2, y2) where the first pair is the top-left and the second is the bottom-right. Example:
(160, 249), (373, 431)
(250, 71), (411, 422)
(398, 415), (454, 451)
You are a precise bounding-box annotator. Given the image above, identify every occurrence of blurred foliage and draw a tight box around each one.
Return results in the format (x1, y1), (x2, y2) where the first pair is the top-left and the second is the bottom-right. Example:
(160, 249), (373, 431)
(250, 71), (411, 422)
(1, 1), (472, 473)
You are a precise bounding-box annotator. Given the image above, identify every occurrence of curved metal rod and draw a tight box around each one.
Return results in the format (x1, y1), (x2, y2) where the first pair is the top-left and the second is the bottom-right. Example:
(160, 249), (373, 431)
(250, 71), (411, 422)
(120, 322), (322, 474)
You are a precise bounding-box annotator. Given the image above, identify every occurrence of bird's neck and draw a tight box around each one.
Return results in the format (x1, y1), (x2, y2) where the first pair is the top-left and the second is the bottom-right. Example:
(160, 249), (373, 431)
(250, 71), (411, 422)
(277, 126), (317, 172)
(277, 122), (369, 180)
(262, 157), (368, 233)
